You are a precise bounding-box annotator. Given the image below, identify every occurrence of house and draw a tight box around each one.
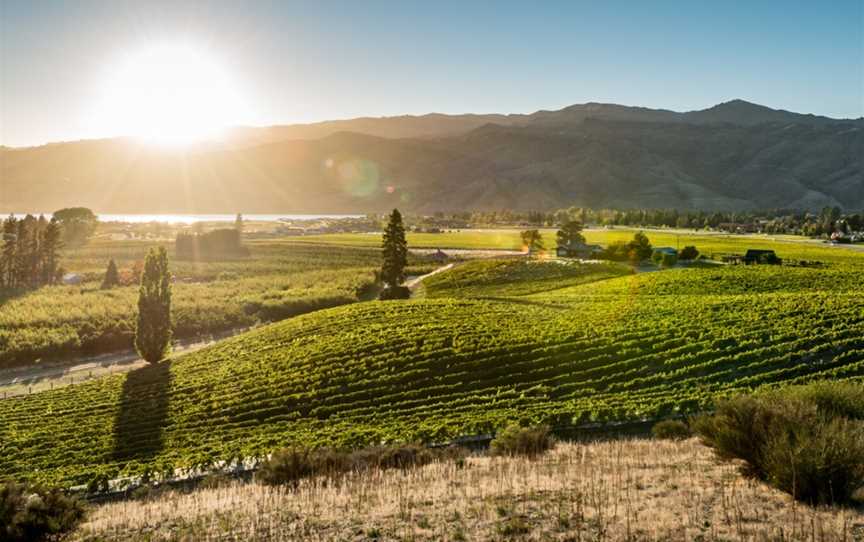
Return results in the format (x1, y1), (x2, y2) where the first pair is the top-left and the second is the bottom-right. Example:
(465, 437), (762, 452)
(742, 249), (781, 265)
(62, 273), (82, 285)
(557, 242), (603, 259)
(718, 222), (759, 234)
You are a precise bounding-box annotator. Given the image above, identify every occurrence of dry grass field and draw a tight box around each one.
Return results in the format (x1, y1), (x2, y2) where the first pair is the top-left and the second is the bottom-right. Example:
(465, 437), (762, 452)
(73, 438), (863, 542)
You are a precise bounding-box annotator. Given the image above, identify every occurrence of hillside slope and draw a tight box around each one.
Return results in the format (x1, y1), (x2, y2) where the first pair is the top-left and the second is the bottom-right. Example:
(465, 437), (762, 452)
(2, 100), (861, 213)
(1, 261), (863, 486)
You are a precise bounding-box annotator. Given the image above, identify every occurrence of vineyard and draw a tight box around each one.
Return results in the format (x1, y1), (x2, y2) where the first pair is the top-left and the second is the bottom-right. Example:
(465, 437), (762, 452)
(423, 258), (632, 298)
(1, 255), (862, 488)
(0, 239), (437, 369)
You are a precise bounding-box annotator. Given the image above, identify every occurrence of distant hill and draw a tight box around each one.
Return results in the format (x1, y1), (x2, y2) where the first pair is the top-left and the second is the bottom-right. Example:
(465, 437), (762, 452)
(1, 100), (861, 213)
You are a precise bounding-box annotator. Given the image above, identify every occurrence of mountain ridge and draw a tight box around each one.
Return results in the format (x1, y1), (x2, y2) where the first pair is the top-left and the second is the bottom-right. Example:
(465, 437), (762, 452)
(1, 100), (861, 213)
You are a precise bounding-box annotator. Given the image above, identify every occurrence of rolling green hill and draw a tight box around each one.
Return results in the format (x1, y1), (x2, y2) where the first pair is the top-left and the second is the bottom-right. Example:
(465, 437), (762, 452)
(1, 258), (862, 487)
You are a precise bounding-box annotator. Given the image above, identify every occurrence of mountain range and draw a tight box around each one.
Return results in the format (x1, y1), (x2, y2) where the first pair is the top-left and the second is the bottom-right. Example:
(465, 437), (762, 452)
(1, 99), (861, 213)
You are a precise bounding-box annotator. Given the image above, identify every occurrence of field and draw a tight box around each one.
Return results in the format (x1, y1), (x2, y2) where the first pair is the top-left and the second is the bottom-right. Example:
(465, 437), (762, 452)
(0, 238), (437, 370)
(1, 247), (863, 488)
(71, 438), (863, 541)
(300, 227), (864, 263)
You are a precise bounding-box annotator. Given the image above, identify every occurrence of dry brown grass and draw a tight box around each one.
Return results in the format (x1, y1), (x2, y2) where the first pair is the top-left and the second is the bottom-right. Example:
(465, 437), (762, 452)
(73, 439), (863, 541)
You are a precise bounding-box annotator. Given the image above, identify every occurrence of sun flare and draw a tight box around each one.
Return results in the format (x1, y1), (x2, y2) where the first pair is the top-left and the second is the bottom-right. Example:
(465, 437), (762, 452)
(90, 43), (249, 145)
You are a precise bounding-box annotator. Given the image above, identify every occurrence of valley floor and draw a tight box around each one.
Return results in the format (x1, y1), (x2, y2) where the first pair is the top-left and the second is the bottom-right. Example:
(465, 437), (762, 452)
(73, 438), (862, 542)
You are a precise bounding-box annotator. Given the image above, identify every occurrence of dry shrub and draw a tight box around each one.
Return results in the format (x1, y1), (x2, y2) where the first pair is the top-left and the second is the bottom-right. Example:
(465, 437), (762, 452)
(651, 419), (691, 440)
(693, 381), (864, 504)
(490, 424), (554, 457)
(256, 444), (461, 486)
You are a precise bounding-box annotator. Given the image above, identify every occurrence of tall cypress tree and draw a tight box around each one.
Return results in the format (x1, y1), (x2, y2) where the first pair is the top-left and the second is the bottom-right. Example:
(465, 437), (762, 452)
(381, 208), (407, 288)
(134, 247), (172, 363)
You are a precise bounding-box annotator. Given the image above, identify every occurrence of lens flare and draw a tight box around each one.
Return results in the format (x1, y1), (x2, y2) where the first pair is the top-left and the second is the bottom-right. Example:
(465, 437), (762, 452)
(335, 159), (380, 197)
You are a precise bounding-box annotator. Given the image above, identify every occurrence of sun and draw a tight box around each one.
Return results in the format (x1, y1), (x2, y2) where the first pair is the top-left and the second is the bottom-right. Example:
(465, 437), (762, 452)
(91, 42), (249, 145)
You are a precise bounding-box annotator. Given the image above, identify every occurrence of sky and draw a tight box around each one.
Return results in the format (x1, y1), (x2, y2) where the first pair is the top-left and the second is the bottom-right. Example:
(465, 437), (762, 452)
(0, 0), (862, 147)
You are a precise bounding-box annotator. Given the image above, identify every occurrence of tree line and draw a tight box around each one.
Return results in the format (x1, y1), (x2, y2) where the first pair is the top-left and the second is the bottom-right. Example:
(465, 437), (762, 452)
(0, 214), (63, 291)
(415, 206), (862, 237)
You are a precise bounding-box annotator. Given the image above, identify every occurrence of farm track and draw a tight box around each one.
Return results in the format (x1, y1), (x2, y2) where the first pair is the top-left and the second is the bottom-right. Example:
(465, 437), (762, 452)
(0, 326), (253, 399)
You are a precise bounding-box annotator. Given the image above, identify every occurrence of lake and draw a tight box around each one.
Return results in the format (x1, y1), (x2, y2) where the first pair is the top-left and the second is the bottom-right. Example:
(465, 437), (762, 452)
(11, 213), (364, 224)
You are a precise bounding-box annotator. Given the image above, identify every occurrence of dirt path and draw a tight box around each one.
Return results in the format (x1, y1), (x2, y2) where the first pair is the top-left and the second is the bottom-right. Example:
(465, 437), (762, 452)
(406, 263), (454, 289)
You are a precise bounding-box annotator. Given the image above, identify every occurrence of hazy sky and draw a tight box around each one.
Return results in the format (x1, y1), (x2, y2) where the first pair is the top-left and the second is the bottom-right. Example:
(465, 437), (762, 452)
(1, 0), (862, 147)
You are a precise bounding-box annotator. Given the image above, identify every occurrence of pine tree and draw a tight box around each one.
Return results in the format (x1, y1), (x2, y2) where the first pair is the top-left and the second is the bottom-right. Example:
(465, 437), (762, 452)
(380, 209), (407, 288)
(40, 217), (62, 285)
(134, 247), (172, 363)
(13, 218), (31, 289)
(0, 215), (17, 289)
(101, 258), (120, 289)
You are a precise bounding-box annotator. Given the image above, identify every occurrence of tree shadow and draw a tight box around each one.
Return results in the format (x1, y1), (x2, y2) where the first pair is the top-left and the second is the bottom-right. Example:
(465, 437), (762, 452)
(0, 288), (30, 309)
(112, 361), (172, 462)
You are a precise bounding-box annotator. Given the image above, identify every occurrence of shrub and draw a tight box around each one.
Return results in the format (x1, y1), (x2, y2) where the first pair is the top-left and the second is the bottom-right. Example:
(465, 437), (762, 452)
(661, 252), (678, 267)
(786, 381), (864, 420)
(379, 286), (410, 300)
(490, 424), (554, 457)
(600, 241), (630, 261)
(370, 444), (435, 470)
(762, 416), (864, 505)
(651, 419), (691, 440)
(693, 382), (864, 504)
(679, 246), (699, 260)
(256, 444), (458, 487)
(0, 480), (86, 542)
(255, 447), (317, 487)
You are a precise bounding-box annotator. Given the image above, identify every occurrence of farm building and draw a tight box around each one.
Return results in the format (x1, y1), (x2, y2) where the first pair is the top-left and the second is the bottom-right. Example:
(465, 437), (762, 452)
(718, 222), (759, 233)
(430, 249), (448, 263)
(62, 273), (82, 285)
(556, 242), (603, 259)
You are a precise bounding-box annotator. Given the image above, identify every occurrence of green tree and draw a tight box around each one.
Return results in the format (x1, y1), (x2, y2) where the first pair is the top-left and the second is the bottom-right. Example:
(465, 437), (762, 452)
(627, 231), (653, 262)
(101, 258), (120, 289)
(53, 207), (97, 246)
(134, 247), (172, 363)
(521, 229), (544, 253)
(679, 246), (699, 260)
(556, 220), (586, 248)
(381, 209), (407, 288)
